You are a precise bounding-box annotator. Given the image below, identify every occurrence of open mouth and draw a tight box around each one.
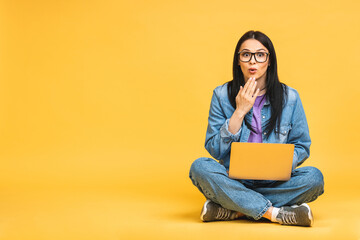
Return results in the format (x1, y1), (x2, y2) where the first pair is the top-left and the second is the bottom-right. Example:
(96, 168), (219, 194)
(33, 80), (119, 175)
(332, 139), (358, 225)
(249, 69), (257, 74)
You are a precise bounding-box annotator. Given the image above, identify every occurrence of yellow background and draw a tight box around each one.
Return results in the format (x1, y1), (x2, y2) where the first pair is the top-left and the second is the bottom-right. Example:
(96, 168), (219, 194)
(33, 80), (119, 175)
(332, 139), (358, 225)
(0, 0), (359, 239)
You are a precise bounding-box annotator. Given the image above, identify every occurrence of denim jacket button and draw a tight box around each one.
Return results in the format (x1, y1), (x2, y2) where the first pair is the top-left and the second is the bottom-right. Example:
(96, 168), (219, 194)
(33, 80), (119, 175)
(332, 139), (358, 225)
(262, 116), (265, 119)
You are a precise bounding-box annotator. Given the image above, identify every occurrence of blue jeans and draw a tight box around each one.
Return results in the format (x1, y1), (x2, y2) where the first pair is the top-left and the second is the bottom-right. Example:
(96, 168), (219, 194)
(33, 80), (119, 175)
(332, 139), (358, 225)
(189, 157), (325, 220)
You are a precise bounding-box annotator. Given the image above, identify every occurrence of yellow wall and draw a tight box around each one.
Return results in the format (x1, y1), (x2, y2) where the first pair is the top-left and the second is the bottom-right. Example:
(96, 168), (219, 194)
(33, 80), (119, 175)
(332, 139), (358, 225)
(1, 0), (359, 200)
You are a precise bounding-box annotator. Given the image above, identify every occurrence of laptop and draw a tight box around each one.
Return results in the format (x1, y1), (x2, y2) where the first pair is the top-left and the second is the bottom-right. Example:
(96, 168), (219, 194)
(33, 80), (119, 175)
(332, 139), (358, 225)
(228, 142), (294, 181)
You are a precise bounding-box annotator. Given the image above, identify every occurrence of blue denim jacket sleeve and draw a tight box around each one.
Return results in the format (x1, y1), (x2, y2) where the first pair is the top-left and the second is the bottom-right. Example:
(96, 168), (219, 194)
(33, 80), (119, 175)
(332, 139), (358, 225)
(204, 89), (241, 160)
(287, 91), (311, 171)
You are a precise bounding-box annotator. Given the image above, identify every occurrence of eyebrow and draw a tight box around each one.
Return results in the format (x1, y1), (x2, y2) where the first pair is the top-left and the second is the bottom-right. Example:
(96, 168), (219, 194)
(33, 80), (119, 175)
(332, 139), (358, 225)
(240, 48), (267, 51)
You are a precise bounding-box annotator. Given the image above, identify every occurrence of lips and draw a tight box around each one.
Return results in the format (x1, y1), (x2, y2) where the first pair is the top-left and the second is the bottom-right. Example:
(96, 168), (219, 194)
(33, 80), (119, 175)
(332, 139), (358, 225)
(249, 68), (257, 74)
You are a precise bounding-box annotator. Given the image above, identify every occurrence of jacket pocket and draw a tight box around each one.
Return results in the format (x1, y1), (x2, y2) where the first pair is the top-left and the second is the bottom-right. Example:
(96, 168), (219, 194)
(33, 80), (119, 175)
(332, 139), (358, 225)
(275, 124), (292, 143)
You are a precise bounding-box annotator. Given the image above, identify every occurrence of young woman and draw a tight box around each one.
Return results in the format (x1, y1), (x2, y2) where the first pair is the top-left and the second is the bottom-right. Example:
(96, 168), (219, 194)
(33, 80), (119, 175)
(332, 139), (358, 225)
(189, 30), (324, 227)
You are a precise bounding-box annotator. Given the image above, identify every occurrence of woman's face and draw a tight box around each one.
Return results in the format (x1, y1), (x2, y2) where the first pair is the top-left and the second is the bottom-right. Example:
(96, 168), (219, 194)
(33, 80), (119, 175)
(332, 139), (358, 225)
(238, 39), (270, 83)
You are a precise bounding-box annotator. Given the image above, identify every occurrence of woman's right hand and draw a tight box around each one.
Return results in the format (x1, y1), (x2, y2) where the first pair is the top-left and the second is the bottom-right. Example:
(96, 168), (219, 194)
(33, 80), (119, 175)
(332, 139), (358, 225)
(228, 77), (260, 135)
(234, 77), (260, 116)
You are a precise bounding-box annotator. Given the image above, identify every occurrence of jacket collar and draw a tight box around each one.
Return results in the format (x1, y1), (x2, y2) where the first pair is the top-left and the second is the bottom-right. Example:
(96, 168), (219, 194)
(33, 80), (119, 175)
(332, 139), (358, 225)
(257, 94), (270, 106)
(264, 95), (270, 105)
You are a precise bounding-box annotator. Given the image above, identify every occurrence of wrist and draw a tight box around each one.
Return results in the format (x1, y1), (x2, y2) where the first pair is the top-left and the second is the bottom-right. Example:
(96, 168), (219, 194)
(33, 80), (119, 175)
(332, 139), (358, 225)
(234, 109), (246, 119)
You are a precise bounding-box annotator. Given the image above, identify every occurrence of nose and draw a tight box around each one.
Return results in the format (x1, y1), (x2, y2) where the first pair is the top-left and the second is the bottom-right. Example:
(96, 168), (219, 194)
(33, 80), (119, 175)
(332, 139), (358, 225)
(249, 53), (256, 64)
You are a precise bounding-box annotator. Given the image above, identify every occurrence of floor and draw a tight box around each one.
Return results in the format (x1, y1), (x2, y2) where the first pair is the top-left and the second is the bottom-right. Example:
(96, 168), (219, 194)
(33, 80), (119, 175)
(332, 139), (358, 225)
(0, 181), (359, 240)
(0, 147), (358, 240)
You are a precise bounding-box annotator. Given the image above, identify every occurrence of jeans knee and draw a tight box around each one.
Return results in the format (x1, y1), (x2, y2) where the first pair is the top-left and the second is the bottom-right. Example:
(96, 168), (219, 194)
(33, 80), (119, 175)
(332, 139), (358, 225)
(306, 166), (324, 194)
(189, 157), (211, 180)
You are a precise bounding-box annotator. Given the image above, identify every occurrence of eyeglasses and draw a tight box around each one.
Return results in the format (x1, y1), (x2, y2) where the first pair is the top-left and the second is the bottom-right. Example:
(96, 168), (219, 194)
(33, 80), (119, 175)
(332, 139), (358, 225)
(238, 50), (270, 63)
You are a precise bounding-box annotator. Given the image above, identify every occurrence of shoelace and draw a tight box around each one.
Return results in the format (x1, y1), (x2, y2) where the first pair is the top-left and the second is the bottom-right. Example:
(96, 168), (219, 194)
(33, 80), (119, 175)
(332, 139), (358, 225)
(278, 209), (297, 225)
(215, 207), (233, 220)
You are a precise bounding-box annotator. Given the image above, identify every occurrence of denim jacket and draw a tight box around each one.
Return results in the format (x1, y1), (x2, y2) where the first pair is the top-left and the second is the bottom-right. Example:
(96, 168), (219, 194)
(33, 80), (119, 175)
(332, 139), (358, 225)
(205, 82), (311, 171)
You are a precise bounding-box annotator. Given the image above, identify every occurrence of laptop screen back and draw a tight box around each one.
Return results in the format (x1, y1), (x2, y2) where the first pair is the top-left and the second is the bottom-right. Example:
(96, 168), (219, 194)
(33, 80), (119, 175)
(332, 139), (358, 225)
(229, 142), (294, 181)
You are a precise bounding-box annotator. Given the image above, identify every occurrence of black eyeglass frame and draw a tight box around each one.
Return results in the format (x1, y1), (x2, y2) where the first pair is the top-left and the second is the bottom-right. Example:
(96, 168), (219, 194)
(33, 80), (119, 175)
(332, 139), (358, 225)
(237, 50), (270, 63)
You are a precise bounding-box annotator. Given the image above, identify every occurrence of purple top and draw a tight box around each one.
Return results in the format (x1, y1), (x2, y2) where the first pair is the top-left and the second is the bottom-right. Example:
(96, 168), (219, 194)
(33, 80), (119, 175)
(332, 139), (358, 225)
(248, 94), (266, 143)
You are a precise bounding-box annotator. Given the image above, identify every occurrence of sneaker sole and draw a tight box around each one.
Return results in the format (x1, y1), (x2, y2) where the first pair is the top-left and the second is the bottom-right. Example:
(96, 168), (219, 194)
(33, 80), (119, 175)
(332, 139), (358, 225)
(200, 200), (211, 221)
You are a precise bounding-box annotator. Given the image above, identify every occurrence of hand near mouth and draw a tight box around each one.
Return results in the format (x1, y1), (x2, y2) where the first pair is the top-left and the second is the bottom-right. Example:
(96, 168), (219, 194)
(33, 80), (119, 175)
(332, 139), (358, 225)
(235, 77), (260, 116)
(228, 77), (260, 134)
